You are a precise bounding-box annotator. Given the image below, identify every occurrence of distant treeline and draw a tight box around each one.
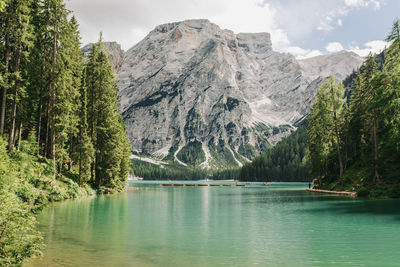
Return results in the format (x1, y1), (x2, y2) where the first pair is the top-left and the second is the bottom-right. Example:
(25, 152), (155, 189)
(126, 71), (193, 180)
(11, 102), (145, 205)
(133, 122), (310, 182)
(132, 159), (240, 181)
(239, 122), (310, 182)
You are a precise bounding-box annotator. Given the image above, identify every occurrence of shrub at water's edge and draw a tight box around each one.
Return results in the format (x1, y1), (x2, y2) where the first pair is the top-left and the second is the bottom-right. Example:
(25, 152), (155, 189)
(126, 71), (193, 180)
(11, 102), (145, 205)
(0, 136), (96, 266)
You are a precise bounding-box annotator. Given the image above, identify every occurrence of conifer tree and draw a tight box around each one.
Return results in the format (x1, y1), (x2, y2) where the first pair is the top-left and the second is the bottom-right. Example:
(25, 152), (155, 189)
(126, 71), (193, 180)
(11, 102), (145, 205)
(77, 68), (94, 185)
(0, 0), (34, 151)
(85, 35), (131, 190)
(307, 76), (346, 182)
(386, 19), (400, 49)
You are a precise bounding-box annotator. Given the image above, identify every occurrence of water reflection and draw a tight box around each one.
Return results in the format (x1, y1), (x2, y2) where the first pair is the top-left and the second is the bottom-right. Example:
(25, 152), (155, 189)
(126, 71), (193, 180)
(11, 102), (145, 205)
(28, 183), (400, 267)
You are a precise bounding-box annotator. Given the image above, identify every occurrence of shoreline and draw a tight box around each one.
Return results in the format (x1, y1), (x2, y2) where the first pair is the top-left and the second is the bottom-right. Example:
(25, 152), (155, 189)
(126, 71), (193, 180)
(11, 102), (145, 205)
(306, 188), (357, 197)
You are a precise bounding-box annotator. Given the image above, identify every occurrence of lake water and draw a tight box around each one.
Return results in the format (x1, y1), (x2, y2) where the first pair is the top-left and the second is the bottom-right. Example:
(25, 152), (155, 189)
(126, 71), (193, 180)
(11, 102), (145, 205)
(27, 182), (400, 266)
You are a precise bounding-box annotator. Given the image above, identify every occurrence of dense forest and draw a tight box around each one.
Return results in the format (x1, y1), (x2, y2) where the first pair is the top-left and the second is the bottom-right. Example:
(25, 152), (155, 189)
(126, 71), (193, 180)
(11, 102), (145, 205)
(307, 20), (400, 198)
(132, 159), (240, 181)
(0, 0), (130, 265)
(133, 121), (310, 182)
(239, 122), (310, 182)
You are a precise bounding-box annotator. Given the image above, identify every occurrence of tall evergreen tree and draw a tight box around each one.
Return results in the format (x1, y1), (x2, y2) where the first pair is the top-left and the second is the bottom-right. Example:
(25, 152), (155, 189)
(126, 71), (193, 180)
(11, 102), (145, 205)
(307, 76), (346, 183)
(0, 0), (33, 144)
(386, 18), (400, 49)
(85, 35), (131, 190)
(77, 68), (94, 185)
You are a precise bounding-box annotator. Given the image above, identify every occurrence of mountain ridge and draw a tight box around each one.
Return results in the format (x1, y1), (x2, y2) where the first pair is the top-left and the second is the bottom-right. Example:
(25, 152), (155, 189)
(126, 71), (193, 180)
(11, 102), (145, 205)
(85, 19), (364, 168)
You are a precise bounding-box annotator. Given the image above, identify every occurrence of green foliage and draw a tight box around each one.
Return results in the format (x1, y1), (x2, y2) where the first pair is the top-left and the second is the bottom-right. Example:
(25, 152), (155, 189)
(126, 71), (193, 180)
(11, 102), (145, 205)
(208, 138), (239, 168)
(240, 122), (310, 182)
(162, 142), (179, 162)
(131, 159), (209, 180)
(132, 159), (239, 180)
(238, 143), (258, 159)
(307, 30), (400, 198)
(356, 187), (370, 197)
(85, 36), (131, 191)
(0, 136), (94, 265)
(176, 141), (206, 166)
(0, 0), (6, 12)
(385, 18), (400, 48)
(0, 191), (42, 266)
(0, 1), (131, 264)
(307, 76), (346, 182)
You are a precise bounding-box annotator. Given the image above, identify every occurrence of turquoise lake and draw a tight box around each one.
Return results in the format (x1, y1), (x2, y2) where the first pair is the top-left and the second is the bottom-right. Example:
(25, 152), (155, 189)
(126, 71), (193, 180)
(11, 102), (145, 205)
(27, 182), (400, 266)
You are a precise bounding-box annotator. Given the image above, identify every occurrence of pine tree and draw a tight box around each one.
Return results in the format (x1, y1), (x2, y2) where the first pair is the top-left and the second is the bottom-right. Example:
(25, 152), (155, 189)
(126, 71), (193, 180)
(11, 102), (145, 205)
(307, 76), (346, 182)
(77, 68), (94, 185)
(361, 55), (381, 183)
(386, 19), (400, 50)
(0, 0), (34, 151)
(85, 35), (131, 190)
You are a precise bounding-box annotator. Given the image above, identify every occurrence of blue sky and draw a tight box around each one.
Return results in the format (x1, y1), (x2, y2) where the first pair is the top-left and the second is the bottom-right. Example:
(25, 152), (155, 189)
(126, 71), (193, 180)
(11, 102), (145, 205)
(67, 0), (399, 58)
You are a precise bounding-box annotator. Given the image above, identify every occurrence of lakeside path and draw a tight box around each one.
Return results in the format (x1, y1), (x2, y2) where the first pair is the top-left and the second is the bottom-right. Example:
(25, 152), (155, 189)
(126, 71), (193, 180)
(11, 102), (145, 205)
(306, 188), (357, 197)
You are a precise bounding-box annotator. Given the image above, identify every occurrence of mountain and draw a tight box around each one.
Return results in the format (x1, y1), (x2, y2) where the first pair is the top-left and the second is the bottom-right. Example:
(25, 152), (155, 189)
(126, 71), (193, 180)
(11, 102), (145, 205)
(82, 42), (125, 71)
(95, 19), (364, 168)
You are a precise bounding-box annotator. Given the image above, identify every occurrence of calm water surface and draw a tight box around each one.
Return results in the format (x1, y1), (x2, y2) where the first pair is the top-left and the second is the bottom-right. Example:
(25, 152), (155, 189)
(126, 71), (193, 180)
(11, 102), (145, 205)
(27, 182), (400, 266)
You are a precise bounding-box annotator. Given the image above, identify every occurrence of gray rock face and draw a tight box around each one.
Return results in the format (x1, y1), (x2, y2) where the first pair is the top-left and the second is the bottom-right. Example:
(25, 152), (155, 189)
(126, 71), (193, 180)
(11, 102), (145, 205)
(114, 19), (363, 168)
(82, 42), (125, 71)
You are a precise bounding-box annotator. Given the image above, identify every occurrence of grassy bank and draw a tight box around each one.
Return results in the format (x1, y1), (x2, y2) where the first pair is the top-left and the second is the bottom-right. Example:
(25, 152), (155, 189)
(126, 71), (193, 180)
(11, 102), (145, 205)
(0, 137), (95, 266)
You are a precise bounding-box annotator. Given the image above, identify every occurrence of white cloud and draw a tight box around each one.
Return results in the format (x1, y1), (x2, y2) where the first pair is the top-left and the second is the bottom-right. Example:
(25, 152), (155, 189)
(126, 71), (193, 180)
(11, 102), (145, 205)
(67, 0), (289, 50)
(67, 0), (389, 57)
(315, 0), (383, 32)
(285, 46), (323, 59)
(349, 40), (389, 56)
(344, 0), (382, 9)
(326, 42), (344, 52)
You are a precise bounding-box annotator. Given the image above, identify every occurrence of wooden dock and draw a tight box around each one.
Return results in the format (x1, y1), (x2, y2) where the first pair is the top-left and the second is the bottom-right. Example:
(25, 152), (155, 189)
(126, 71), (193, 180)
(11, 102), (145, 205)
(306, 188), (357, 197)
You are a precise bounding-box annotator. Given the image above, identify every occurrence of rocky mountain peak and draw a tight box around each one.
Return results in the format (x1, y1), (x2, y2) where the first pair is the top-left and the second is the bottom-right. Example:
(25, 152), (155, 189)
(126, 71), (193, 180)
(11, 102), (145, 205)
(97, 20), (364, 168)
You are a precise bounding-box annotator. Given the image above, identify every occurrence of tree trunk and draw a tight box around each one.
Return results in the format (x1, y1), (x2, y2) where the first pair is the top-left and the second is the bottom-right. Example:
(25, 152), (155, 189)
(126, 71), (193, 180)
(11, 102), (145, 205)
(8, 46), (22, 151)
(373, 120), (380, 183)
(69, 131), (73, 171)
(37, 90), (43, 155)
(17, 120), (22, 151)
(44, 99), (50, 158)
(50, 27), (57, 179)
(0, 30), (10, 135)
(330, 85), (344, 179)
(7, 93), (17, 151)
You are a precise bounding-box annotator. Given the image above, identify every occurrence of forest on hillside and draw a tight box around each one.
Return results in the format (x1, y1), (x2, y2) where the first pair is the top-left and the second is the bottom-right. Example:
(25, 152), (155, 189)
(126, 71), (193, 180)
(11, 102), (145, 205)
(239, 122), (310, 182)
(307, 20), (400, 198)
(0, 0), (130, 265)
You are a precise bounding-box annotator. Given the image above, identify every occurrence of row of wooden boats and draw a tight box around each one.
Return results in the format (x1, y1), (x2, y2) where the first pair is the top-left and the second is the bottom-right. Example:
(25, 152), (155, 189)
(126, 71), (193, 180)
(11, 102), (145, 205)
(161, 183), (271, 187)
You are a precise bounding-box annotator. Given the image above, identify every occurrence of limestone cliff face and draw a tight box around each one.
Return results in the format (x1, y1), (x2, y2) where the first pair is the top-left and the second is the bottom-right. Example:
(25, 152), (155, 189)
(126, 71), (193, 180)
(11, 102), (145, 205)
(82, 42), (125, 71)
(112, 19), (363, 168)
